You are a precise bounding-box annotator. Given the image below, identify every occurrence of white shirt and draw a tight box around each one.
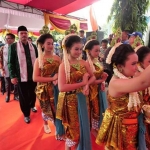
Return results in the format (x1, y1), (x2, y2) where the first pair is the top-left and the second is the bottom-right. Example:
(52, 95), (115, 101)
(3, 44), (9, 77)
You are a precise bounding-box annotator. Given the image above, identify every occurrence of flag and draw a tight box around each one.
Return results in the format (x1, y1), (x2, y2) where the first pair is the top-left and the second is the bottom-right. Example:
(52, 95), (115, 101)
(89, 5), (98, 31)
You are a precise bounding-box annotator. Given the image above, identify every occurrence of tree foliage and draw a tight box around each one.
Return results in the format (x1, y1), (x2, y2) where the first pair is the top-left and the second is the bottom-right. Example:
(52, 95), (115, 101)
(108, 0), (150, 33)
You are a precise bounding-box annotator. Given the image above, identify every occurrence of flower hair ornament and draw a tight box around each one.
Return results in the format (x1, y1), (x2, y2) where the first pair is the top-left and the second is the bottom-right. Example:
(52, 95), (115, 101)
(62, 34), (79, 83)
(83, 39), (97, 72)
(37, 43), (44, 69)
(113, 64), (141, 112)
(106, 28), (123, 64)
(106, 42), (122, 64)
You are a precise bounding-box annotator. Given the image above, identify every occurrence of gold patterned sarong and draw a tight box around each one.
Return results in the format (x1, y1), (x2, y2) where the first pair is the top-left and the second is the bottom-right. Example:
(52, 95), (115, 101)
(56, 64), (88, 143)
(89, 63), (104, 129)
(35, 59), (60, 121)
(96, 94), (140, 150)
(142, 88), (150, 149)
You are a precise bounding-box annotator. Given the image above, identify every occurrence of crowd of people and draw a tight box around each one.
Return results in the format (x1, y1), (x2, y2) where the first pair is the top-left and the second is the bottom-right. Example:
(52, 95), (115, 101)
(0, 25), (150, 150)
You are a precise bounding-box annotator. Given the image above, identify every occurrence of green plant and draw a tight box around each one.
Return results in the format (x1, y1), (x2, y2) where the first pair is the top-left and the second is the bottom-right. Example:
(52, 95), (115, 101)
(65, 24), (78, 35)
(108, 0), (150, 34)
(39, 25), (50, 35)
(87, 32), (97, 41)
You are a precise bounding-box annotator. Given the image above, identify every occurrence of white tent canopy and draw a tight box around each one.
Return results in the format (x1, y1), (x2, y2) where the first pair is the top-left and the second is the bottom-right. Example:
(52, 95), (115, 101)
(0, 7), (44, 31)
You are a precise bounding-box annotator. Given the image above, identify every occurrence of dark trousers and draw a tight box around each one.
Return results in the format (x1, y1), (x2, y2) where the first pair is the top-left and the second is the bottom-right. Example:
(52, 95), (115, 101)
(0, 77), (6, 94)
(5, 77), (18, 98)
(17, 80), (37, 117)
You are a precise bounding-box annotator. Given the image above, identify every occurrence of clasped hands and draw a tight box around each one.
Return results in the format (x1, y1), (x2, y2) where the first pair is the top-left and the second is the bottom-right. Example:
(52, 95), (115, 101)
(82, 73), (90, 96)
(100, 72), (108, 91)
(52, 73), (58, 86)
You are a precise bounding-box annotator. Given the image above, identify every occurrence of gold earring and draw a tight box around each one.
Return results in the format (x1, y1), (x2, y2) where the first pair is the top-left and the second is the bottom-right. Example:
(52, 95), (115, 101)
(113, 63), (116, 69)
(118, 67), (123, 72)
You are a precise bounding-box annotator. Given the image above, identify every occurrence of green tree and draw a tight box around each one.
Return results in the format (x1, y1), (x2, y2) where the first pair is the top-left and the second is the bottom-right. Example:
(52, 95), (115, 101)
(108, 0), (150, 33)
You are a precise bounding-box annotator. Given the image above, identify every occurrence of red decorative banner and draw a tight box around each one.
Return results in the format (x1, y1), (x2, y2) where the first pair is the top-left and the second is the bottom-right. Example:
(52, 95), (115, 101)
(80, 23), (88, 30)
(49, 16), (71, 30)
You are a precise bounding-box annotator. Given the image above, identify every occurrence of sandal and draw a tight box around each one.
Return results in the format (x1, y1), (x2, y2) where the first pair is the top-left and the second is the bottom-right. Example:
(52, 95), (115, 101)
(44, 124), (51, 134)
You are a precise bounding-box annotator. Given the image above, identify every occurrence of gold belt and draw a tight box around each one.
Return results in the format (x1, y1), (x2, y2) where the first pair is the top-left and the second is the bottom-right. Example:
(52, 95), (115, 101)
(66, 90), (76, 95)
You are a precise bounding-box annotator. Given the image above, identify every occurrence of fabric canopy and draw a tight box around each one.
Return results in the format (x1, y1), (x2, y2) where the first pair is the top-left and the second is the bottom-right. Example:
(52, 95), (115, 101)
(0, 6), (88, 36)
(0, 7), (44, 31)
(44, 13), (88, 34)
(7, 0), (99, 14)
(0, 7), (43, 39)
(55, 0), (99, 14)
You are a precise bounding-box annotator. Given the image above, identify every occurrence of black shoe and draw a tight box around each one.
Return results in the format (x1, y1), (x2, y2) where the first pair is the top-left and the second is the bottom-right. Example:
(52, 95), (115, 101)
(14, 96), (19, 101)
(24, 117), (30, 124)
(5, 96), (10, 102)
(2, 91), (5, 95)
(31, 107), (37, 112)
(1, 90), (6, 95)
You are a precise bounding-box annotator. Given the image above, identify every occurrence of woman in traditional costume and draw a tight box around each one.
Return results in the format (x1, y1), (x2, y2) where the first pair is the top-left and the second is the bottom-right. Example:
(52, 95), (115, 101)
(95, 43), (150, 150)
(83, 40), (108, 132)
(33, 34), (64, 139)
(136, 46), (150, 149)
(56, 34), (95, 150)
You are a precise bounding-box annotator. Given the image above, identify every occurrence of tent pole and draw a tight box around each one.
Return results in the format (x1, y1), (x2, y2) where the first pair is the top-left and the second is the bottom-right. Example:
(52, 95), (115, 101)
(6, 13), (10, 31)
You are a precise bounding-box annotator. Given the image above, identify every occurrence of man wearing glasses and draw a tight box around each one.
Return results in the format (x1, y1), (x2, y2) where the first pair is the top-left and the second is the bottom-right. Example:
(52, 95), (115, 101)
(0, 33), (19, 102)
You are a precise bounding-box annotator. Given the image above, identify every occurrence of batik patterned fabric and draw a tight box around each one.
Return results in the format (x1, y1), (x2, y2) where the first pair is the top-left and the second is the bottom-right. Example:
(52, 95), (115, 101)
(142, 88), (150, 149)
(96, 94), (141, 150)
(35, 59), (60, 121)
(89, 62), (104, 130)
(56, 64), (90, 147)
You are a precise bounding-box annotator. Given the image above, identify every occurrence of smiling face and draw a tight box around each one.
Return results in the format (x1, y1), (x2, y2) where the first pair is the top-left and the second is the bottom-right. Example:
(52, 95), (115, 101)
(43, 38), (54, 53)
(118, 53), (138, 77)
(89, 45), (100, 58)
(69, 42), (83, 59)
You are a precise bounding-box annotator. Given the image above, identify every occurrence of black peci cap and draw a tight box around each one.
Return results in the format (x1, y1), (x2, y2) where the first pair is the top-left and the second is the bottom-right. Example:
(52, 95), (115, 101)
(17, 26), (28, 33)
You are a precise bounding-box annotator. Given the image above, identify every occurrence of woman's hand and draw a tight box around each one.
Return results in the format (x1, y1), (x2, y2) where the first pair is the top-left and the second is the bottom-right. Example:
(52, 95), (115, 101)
(82, 73), (90, 85)
(52, 73), (58, 81)
(101, 72), (108, 81)
(53, 80), (58, 86)
(101, 82), (105, 91)
(82, 84), (89, 96)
